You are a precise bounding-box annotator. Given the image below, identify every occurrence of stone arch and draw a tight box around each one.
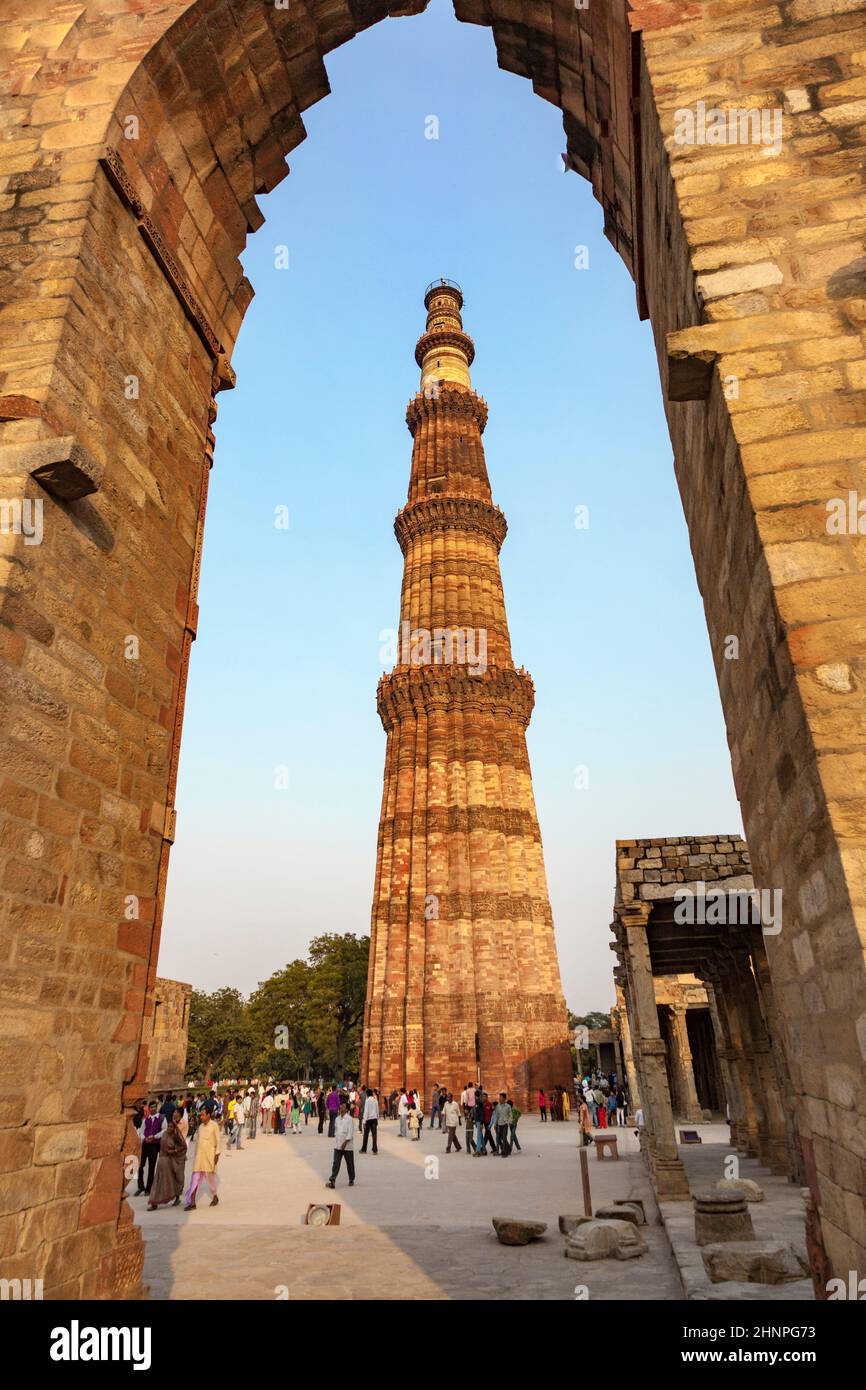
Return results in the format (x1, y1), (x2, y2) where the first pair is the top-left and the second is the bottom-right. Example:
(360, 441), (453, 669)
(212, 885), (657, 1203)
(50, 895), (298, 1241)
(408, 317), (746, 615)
(1, 0), (866, 1295)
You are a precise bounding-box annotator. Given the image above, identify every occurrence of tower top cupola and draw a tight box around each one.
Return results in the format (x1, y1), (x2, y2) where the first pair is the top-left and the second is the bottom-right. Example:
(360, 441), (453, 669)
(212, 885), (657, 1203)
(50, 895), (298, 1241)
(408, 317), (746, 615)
(416, 279), (475, 393)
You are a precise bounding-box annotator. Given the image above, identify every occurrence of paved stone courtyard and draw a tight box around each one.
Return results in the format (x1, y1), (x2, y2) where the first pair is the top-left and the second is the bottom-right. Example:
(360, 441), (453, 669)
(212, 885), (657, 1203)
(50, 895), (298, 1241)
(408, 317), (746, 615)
(135, 1118), (683, 1301)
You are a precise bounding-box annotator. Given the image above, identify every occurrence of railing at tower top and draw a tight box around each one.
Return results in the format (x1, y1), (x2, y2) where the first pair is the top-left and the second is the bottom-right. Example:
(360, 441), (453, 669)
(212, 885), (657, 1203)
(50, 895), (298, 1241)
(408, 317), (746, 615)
(424, 278), (462, 298)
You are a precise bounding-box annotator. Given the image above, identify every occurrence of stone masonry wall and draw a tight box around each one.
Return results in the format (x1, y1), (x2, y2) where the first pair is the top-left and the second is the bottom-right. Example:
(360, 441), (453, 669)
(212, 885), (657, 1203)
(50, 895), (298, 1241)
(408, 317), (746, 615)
(143, 977), (191, 1092)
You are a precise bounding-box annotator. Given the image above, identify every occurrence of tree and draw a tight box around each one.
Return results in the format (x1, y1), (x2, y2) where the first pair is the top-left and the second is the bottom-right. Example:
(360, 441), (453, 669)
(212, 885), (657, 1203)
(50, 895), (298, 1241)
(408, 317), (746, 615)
(186, 987), (256, 1081)
(303, 933), (369, 1076)
(184, 934), (371, 1083)
(248, 959), (316, 1078)
(569, 1009), (611, 1032)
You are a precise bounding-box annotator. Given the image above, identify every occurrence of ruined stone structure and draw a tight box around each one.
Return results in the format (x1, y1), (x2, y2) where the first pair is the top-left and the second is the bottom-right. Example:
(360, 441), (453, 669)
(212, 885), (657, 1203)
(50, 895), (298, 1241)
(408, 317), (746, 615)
(143, 977), (191, 1092)
(655, 975), (725, 1121)
(1, 0), (865, 1297)
(360, 282), (572, 1106)
(611, 837), (802, 1203)
(614, 972), (725, 1122)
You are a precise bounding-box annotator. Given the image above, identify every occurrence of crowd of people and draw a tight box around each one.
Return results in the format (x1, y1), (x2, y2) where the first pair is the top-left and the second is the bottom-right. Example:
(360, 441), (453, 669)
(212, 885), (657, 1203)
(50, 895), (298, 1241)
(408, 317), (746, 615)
(131, 1068), (631, 1205)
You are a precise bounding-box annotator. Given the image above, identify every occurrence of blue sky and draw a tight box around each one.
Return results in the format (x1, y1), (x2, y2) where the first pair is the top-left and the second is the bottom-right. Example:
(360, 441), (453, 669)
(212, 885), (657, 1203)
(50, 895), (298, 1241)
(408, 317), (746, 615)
(159, 0), (743, 1011)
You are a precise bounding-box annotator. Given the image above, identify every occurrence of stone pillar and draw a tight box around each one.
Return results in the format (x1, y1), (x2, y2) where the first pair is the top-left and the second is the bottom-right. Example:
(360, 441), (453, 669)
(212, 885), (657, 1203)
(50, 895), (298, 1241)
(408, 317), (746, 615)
(715, 952), (763, 1161)
(621, 905), (690, 1200)
(750, 930), (803, 1184)
(668, 1004), (703, 1123)
(615, 977), (641, 1111)
(728, 941), (791, 1177)
(701, 961), (748, 1155)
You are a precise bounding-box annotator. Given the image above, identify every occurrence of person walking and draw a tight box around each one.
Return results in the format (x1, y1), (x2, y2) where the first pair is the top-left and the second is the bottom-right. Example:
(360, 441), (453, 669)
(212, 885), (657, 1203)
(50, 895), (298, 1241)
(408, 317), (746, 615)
(429, 1083), (441, 1132)
(509, 1098), (522, 1153)
(232, 1092), (244, 1150)
(398, 1088), (409, 1138)
(483, 1092), (498, 1154)
(537, 1088), (547, 1122)
(473, 1088), (488, 1157)
(290, 1093), (301, 1134)
(443, 1092), (462, 1153)
(136, 1102), (165, 1197)
(407, 1100), (422, 1141)
(493, 1093), (512, 1156)
(316, 1087), (326, 1134)
(244, 1087), (257, 1140)
(184, 1103), (221, 1209)
(594, 1085), (607, 1129)
(303, 1092), (312, 1127)
(463, 1104), (476, 1156)
(325, 1099), (355, 1189)
(360, 1087), (379, 1154)
(578, 1095), (594, 1147)
(326, 1084), (340, 1138)
(616, 1085), (627, 1127)
(147, 1109), (187, 1210)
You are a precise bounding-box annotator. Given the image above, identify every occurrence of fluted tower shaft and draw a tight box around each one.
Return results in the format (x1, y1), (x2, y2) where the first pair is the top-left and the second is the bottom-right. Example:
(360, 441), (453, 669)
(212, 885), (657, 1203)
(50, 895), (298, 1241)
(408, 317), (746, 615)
(360, 282), (572, 1108)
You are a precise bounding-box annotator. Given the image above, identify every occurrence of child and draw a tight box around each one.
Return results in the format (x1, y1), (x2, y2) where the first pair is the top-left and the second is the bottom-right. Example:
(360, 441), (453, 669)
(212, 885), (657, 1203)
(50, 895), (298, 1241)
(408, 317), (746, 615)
(408, 1101), (422, 1141)
(464, 1106), (476, 1155)
(508, 1098), (522, 1153)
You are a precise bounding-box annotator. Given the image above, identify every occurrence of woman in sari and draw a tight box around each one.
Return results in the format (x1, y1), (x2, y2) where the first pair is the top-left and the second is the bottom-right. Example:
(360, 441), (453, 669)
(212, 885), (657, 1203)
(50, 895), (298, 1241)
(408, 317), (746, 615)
(147, 1109), (188, 1210)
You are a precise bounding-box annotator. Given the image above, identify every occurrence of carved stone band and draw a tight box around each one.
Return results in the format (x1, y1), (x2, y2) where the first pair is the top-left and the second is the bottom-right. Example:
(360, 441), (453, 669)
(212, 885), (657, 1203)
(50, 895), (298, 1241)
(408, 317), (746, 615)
(414, 328), (475, 368)
(377, 665), (535, 731)
(394, 494), (508, 554)
(405, 386), (488, 435)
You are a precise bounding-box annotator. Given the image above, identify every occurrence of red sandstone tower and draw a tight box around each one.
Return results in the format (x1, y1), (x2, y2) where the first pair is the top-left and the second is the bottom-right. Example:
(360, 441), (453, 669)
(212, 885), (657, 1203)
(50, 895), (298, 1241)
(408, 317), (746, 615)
(360, 281), (572, 1109)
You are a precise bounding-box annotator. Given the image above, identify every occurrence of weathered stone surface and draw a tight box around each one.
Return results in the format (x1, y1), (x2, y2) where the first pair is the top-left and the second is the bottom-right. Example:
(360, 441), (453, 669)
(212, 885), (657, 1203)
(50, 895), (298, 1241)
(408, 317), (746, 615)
(564, 1219), (648, 1262)
(492, 1217), (547, 1247)
(595, 1203), (641, 1226)
(19, 437), (103, 501)
(613, 1198), (647, 1225)
(694, 1190), (756, 1247)
(702, 1241), (810, 1286)
(3, 0), (866, 1298)
(714, 1178), (765, 1203)
(558, 1213), (594, 1234)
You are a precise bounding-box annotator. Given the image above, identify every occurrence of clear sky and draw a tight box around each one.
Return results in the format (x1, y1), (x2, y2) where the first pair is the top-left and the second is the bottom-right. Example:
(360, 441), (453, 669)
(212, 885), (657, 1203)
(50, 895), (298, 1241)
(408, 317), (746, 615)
(158, 0), (743, 1012)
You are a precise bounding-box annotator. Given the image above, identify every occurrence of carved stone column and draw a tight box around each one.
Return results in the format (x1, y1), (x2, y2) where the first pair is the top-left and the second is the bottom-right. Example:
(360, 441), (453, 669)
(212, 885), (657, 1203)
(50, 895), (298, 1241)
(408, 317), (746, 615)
(728, 938), (791, 1176)
(621, 904), (690, 1200)
(716, 950), (762, 1160)
(668, 1004), (704, 1122)
(701, 960), (748, 1154)
(615, 976), (641, 1111)
(750, 929), (803, 1183)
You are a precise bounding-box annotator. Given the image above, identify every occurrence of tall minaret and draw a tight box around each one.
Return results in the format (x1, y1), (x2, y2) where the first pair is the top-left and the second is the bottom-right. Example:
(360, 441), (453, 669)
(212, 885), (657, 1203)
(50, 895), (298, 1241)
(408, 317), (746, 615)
(361, 281), (572, 1108)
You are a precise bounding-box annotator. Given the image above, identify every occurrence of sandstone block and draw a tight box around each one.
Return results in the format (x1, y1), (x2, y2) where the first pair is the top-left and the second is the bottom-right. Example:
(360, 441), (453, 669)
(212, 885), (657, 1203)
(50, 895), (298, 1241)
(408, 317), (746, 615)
(564, 1219), (647, 1262)
(492, 1217), (547, 1246)
(702, 1240), (810, 1285)
(714, 1177), (765, 1203)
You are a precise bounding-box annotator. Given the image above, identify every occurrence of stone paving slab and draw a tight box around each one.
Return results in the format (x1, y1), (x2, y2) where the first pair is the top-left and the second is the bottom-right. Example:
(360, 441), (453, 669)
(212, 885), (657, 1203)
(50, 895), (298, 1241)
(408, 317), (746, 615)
(135, 1117), (684, 1301)
(656, 1124), (814, 1302)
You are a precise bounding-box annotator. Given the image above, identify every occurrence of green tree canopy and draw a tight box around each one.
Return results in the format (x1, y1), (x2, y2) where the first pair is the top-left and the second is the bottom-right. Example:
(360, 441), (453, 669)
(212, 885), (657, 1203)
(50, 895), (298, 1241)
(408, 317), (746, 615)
(186, 986), (257, 1081)
(184, 934), (371, 1084)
